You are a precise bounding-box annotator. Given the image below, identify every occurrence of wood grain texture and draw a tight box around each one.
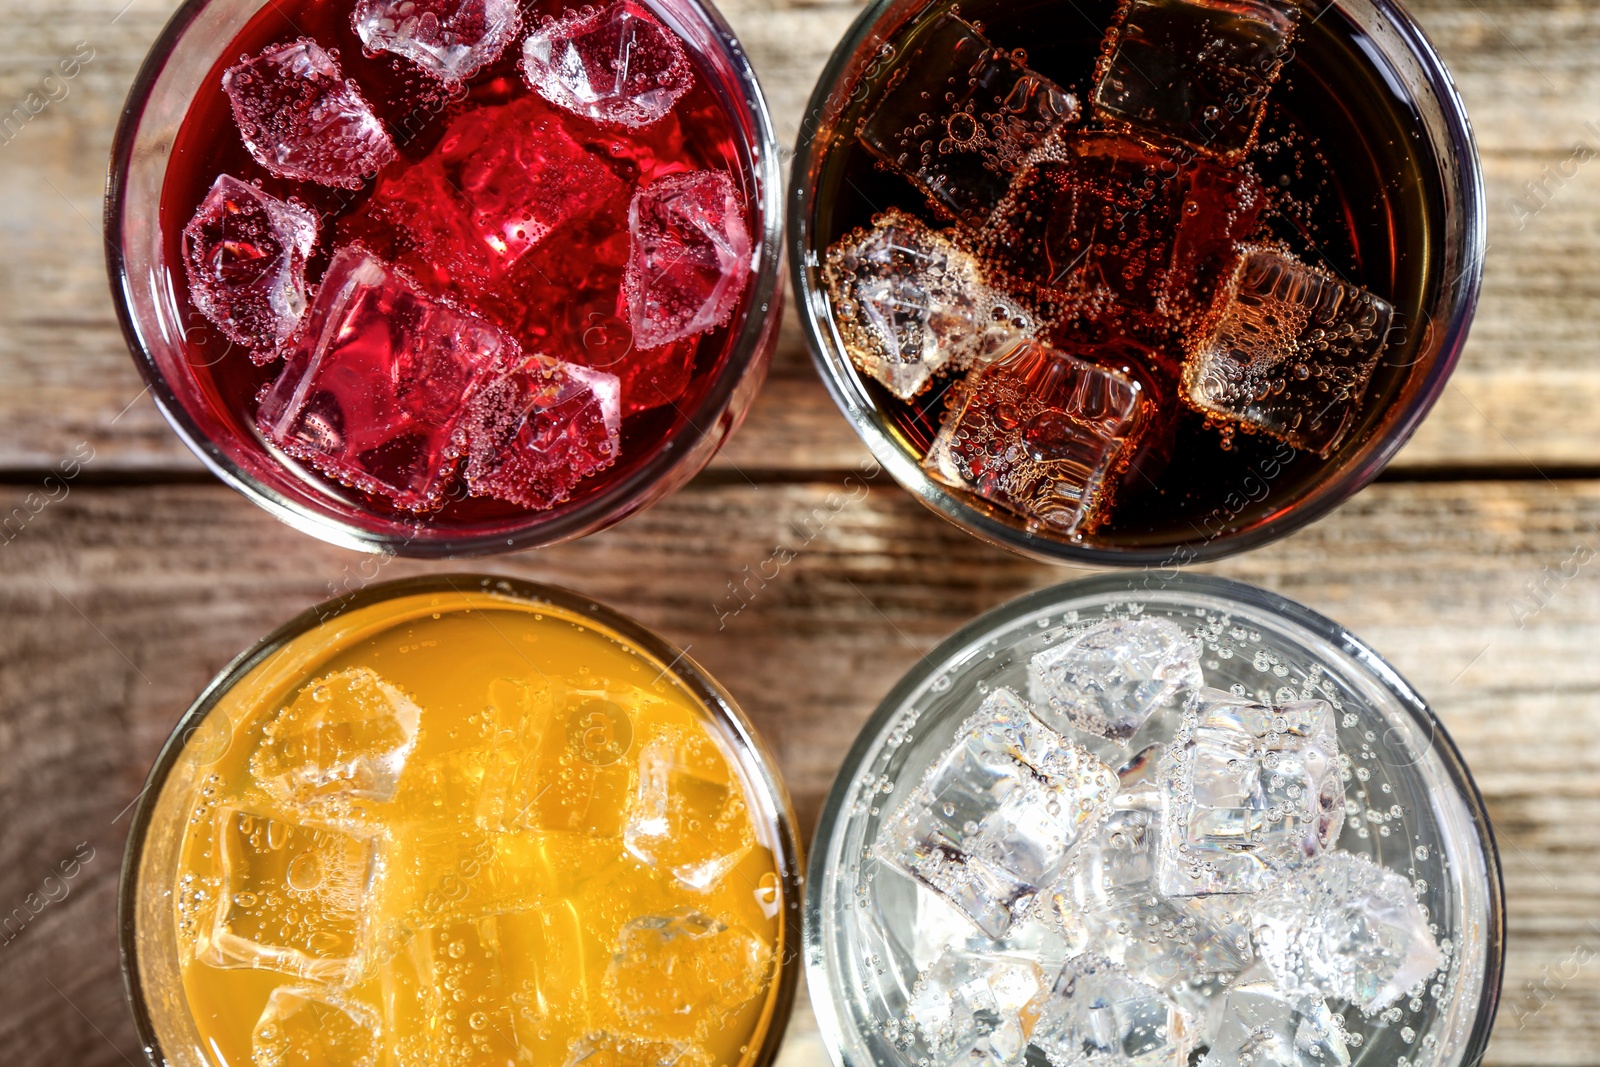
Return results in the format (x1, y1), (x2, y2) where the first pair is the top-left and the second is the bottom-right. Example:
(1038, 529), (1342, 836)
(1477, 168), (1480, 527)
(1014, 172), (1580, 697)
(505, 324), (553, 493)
(0, 0), (1599, 473)
(0, 479), (1598, 1066)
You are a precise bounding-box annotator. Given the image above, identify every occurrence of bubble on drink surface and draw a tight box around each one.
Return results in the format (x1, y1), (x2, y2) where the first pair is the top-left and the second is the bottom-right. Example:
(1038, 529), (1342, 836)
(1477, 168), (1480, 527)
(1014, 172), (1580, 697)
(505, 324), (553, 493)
(251, 666), (422, 808)
(623, 725), (755, 892)
(1157, 687), (1345, 898)
(203, 808), (377, 981)
(1094, 0), (1297, 161)
(181, 174), (318, 362)
(623, 170), (752, 350)
(1198, 965), (1351, 1067)
(1028, 954), (1196, 1067)
(251, 986), (379, 1067)
(824, 208), (1036, 400)
(1027, 618), (1203, 745)
(857, 13), (1079, 225)
(222, 39), (396, 189)
(461, 352), (622, 510)
(1182, 248), (1394, 457)
(877, 688), (1119, 939)
(903, 948), (1044, 1067)
(521, 0), (693, 129)
(256, 245), (515, 512)
(923, 341), (1148, 537)
(352, 0), (521, 83)
(604, 910), (773, 1042)
(1250, 850), (1443, 1014)
(565, 1032), (716, 1067)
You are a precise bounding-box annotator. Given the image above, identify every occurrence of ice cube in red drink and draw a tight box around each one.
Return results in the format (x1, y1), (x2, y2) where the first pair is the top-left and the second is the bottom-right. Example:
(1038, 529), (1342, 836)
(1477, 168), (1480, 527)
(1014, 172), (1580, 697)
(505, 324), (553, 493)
(624, 170), (751, 350)
(924, 341), (1147, 534)
(464, 354), (622, 508)
(223, 40), (396, 189)
(352, 0), (521, 83)
(182, 173), (318, 360)
(346, 94), (627, 291)
(257, 246), (515, 510)
(1163, 161), (1268, 321)
(521, 0), (692, 129)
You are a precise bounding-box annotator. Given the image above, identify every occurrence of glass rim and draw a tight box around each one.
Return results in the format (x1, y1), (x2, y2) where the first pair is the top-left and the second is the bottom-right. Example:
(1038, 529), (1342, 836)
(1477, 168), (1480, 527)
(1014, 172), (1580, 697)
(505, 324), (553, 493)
(786, 0), (1488, 567)
(117, 573), (804, 1067)
(802, 571), (1505, 1067)
(103, 0), (786, 559)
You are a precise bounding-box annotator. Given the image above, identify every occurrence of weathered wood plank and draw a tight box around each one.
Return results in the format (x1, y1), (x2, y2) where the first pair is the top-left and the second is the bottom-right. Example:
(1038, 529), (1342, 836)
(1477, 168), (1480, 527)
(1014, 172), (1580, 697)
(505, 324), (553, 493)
(0, 478), (1597, 1064)
(1, 0), (1599, 474)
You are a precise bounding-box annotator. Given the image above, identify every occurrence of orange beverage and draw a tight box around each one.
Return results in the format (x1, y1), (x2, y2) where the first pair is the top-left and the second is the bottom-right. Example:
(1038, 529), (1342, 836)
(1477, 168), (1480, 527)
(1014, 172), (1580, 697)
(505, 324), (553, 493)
(122, 577), (799, 1067)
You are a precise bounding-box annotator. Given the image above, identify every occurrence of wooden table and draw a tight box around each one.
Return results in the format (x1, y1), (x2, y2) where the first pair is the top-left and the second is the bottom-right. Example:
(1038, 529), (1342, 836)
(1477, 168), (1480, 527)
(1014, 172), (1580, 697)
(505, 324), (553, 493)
(1, 0), (1596, 1063)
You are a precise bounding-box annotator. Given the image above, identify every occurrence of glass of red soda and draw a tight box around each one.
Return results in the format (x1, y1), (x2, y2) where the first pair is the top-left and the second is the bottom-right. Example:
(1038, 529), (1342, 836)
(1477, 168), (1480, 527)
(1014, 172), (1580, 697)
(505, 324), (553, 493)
(108, 0), (782, 555)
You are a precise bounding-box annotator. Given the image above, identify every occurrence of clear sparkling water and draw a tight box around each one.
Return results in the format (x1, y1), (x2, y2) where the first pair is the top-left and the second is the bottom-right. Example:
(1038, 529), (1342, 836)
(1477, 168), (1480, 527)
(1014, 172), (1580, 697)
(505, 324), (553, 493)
(809, 582), (1496, 1067)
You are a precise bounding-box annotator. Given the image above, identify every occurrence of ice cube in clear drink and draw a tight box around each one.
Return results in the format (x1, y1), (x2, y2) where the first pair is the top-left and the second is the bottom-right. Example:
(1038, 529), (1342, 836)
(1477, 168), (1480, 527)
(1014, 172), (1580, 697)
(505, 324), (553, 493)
(204, 808), (377, 981)
(251, 986), (379, 1067)
(256, 246), (515, 511)
(623, 725), (755, 891)
(462, 353), (622, 509)
(223, 39), (396, 190)
(1049, 808), (1255, 990)
(182, 174), (318, 361)
(623, 170), (752, 349)
(521, 0), (693, 129)
(1250, 850), (1442, 1013)
(352, 0), (520, 82)
(1028, 618), (1202, 745)
(1029, 954), (1195, 1067)
(824, 208), (1036, 400)
(251, 667), (422, 809)
(904, 949), (1045, 1067)
(605, 910), (773, 1042)
(923, 341), (1147, 536)
(1158, 688), (1345, 897)
(877, 689), (1119, 938)
(1182, 249), (1395, 456)
(858, 14), (1079, 224)
(1093, 0), (1295, 161)
(1198, 966), (1350, 1067)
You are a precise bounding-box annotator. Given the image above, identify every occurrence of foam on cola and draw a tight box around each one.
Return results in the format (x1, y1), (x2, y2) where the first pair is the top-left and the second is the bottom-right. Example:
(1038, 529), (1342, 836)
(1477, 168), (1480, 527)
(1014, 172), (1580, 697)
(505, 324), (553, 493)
(161, 0), (754, 525)
(816, 0), (1441, 546)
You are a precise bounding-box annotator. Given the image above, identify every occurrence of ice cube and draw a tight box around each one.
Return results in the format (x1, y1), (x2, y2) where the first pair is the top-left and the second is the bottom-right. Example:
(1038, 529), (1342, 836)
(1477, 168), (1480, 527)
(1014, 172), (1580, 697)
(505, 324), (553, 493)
(204, 808), (377, 980)
(384, 826), (550, 926)
(521, 0), (693, 129)
(181, 174), (318, 360)
(1199, 967), (1350, 1067)
(504, 690), (639, 838)
(223, 39), (396, 189)
(353, 0), (520, 82)
(1028, 619), (1202, 745)
(462, 353), (622, 509)
(923, 340), (1148, 536)
(1049, 808), (1255, 990)
(1182, 249), (1394, 455)
(256, 246), (515, 510)
(878, 688), (1119, 938)
(347, 95), (628, 288)
(823, 208), (1036, 400)
(1029, 955), (1195, 1067)
(605, 910), (773, 1042)
(623, 170), (752, 349)
(251, 986), (380, 1067)
(859, 14), (1079, 224)
(251, 667), (422, 808)
(567, 1033), (714, 1067)
(1093, 0), (1295, 160)
(1163, 162), (1268, 321)
(1158, 688), (1344, 898)
(623, 725), (755, 891)
(905, 949), (1045, 1067)
(1250, 850), (1442, 1013)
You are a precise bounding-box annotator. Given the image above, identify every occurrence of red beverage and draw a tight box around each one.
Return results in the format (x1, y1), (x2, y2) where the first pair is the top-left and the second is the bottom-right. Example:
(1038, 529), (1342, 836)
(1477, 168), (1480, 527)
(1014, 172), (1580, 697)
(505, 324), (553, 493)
(115, 0), (778, 551)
